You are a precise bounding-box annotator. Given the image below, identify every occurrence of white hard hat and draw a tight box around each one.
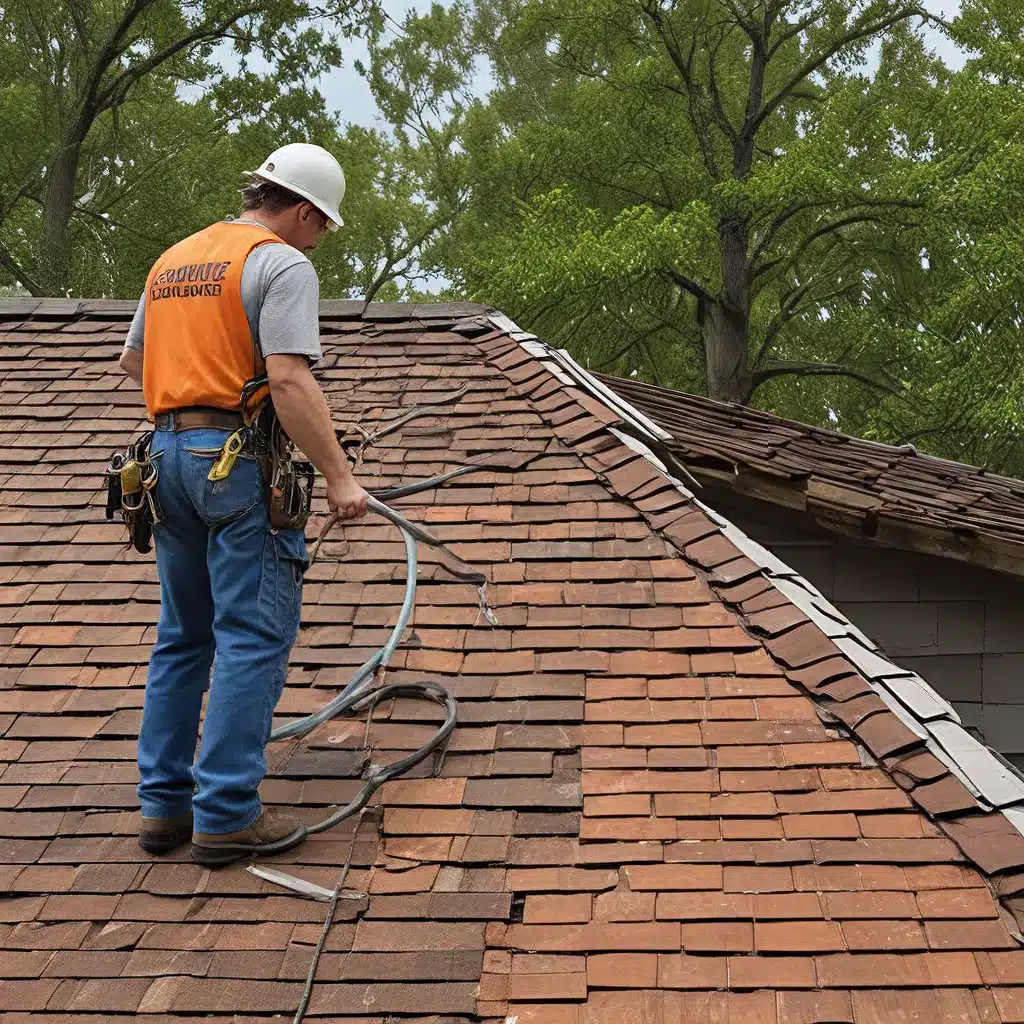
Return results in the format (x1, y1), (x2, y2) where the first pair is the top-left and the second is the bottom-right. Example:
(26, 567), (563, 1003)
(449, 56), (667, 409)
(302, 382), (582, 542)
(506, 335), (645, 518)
(248, 142), (346, 231)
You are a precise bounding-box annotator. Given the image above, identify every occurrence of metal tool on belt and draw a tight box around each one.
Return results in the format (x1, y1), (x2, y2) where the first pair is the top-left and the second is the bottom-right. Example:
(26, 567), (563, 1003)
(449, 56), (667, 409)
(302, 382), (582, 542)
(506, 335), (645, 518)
(207, 429), (247, 481)
(105, 433), (161, 554)
(226, 373), (316, 530)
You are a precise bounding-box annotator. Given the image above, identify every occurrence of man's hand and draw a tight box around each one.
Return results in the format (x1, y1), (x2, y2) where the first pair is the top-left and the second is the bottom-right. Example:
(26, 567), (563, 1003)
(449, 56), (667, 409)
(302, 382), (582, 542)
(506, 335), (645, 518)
(327, 474), (369, 521)
(266, 353), (370, 520)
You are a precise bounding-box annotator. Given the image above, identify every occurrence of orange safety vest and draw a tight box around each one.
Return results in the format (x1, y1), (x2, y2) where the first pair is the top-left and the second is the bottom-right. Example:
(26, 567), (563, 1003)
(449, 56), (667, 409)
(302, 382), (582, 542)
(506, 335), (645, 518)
(142, 221), (283, 417)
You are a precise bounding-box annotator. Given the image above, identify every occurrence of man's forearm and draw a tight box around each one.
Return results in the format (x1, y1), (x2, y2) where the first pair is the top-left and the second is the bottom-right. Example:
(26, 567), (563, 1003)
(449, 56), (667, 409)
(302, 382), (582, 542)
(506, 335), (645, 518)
(269, 371), (352, 485)
(120, 347), (143, 384)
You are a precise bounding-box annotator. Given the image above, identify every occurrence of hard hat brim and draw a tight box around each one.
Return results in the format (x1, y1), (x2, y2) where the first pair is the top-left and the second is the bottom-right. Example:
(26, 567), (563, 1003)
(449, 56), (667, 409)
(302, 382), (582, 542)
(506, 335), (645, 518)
(248, 169), (344, 230)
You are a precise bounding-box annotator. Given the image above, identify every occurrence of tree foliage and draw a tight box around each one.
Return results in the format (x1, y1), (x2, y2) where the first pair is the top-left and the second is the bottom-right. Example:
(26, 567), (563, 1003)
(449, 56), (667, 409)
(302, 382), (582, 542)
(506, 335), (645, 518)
(439, 0), (1024, 473)
(350, 0), (477, 299)
(0, 0), (473, 303)
(6, 0), (1024, 474)
(451, 1), (945, 400)
(0, 0), (372, 294)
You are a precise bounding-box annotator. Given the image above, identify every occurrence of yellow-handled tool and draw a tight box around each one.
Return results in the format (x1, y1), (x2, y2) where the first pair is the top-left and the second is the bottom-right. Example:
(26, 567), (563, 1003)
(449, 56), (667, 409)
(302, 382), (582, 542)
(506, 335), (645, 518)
(119, 458), (142, 497)
(208, 430), (246, 482)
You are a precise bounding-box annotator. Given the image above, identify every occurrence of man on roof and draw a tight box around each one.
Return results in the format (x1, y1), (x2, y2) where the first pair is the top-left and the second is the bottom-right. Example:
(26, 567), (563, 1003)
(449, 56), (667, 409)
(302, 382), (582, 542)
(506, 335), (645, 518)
(118, 142), (368, 867)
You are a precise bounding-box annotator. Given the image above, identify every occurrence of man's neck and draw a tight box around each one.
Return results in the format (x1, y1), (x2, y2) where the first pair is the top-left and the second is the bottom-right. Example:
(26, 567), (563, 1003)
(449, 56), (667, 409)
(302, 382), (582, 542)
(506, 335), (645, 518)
(234, 211), (279, 233)
(230, 212), (298, 250)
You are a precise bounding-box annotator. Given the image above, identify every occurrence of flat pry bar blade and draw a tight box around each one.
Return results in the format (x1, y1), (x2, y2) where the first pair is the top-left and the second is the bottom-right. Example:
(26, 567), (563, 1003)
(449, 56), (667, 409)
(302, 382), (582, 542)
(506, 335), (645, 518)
(247, 865), (365, 902)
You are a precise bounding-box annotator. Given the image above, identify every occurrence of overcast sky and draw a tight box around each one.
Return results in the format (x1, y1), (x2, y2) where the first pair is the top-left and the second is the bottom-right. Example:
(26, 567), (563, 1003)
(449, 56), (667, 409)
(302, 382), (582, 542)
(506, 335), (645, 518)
(321, 0), (969, 130)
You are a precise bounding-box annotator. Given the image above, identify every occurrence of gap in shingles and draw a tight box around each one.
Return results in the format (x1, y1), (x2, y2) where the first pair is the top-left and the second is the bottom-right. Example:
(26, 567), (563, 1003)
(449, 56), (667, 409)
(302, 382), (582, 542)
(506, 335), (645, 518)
(509, 894), (526, 923)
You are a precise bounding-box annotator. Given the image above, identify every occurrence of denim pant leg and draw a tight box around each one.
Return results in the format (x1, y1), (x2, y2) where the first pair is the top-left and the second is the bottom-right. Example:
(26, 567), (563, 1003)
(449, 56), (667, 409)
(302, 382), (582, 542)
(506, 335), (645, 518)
(191, 496), (306, 834)
(137, 432), (215, 820)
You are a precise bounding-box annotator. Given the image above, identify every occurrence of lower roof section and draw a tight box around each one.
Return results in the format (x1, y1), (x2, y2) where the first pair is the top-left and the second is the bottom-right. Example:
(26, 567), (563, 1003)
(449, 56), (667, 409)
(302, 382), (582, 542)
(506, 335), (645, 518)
(602, 372), (1024, 580)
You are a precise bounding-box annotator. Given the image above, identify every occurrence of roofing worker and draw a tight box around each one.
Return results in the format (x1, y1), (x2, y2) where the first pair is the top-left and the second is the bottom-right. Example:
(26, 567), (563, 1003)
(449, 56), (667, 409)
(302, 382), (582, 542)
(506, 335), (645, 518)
(118, 143), (368, 867)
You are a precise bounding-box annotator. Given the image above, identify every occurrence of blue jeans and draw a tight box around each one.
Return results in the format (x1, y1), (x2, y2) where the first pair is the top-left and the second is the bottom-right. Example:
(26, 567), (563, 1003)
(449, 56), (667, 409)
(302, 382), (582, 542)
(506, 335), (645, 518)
(136, 425), (307, 834)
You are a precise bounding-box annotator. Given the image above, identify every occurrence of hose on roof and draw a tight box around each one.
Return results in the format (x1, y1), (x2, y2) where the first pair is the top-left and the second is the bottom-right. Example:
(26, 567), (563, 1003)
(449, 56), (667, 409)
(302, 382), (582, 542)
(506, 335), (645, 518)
(269, 488), (493, 836)
(268, 408), (497, 1024)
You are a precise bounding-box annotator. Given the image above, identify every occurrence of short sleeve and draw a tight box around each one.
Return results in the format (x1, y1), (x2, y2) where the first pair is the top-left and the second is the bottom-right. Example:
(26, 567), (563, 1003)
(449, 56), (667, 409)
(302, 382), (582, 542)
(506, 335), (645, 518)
(124, 291), (147, 352)
(257, 261), (322, 362)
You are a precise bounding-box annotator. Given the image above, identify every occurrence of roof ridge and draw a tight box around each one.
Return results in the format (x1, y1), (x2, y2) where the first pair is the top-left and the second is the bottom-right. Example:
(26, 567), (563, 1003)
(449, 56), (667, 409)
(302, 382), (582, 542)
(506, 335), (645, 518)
(0, 297), (498, 324)
(599, 372), (980, 471)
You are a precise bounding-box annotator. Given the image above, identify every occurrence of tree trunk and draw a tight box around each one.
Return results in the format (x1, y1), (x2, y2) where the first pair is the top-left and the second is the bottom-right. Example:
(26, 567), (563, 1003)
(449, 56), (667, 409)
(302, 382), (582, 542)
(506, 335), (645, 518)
(39, 137), (83, 296)
(702, 218), (753, 403)
(702, 299), (753, 403)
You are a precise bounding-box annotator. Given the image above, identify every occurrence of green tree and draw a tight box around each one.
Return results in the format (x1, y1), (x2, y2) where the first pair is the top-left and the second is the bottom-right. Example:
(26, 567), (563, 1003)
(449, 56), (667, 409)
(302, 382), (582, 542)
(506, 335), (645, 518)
(453, 0), (956, 404)
(352, 0), (477, 299)
(850, 0), (1024, 473)
(0, 0), (371, 295)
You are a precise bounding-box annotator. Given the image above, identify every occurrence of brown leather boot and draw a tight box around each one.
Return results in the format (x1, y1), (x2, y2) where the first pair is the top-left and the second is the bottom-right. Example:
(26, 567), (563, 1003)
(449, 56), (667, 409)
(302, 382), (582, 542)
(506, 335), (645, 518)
(139, 811), (194, 855)
(191, 808), (307, 867)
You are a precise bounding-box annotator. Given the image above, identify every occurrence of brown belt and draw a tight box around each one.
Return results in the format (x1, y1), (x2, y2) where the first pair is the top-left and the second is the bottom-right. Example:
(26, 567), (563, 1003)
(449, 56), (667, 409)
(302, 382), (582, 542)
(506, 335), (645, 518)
(154, 407), (244, 432)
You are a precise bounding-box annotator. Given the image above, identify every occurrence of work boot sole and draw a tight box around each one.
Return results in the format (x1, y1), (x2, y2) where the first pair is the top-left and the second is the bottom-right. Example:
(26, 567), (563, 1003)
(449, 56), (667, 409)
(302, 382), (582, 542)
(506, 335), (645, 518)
(190, 824), (308, 868)
(139, 823), (193, 856)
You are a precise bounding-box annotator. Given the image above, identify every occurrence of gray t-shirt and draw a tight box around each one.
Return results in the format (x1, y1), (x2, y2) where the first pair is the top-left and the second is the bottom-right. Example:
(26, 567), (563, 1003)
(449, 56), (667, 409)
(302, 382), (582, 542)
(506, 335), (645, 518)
(124, 218), (322, 362)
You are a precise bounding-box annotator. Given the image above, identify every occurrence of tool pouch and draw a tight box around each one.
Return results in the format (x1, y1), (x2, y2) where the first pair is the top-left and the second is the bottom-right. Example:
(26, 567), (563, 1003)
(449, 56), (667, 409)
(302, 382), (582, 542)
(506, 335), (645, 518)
(105, 432), (162, 554)
(256, 409), (315, 531)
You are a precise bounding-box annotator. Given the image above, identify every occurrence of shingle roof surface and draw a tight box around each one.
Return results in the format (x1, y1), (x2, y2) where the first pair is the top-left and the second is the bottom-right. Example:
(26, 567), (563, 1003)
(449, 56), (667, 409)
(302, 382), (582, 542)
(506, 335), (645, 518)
(602, 373), (1024, 577)
(2, 301), (1024, 1022)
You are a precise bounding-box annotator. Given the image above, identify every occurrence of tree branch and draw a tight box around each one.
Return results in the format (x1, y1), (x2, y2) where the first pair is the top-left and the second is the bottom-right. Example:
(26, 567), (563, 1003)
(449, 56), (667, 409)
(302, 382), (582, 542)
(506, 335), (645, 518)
(594, 336), (641, 369)
(748, 6), (927, 137)
(640, 1), (725, 178)
(639, 335), (665, 387)
(602, 310), (670, 384)
(0, 240), (44, 297)
(65, 0), (91, 52)
(72, 205), (168, 246)
(572, 171), (676, 213)
(766, 8), (822, 60)
(0, 171), (43, 226)
(95, 10), (260, 115)
(721, 0), (758, 39)
(754, 267), (859, 366)
(707, 26), (738, 143)
(750, 359), (900, 399)
(753, 198), (921, 276)
(662, 267), (716, 305)
(364, 208), (457, 301)
(364, 252), (397, 303)
(750, 200), (829, 267)
(94, 117), (230, 213)
(757, 209), (913, 289)
(78, 0), (162, 131)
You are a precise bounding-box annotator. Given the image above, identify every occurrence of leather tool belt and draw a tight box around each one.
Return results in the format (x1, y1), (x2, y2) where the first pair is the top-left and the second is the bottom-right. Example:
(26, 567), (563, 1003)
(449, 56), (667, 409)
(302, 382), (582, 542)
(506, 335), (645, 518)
(154, 407), (244, 432)
(256, 411), (315, 531)
(105, 391), (314, 548)
(105, 432), (162, 554)
(157, 396), (314, 531)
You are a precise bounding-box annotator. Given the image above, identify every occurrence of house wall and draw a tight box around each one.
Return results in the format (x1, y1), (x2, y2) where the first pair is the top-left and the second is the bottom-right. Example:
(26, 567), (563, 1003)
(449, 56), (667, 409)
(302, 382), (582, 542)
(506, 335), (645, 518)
(704, 487), (1024, 767)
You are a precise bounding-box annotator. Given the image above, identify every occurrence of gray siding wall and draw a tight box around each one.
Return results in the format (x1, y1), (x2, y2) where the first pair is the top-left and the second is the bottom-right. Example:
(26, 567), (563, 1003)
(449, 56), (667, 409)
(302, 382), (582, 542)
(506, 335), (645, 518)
(705, 488), (1024, 764)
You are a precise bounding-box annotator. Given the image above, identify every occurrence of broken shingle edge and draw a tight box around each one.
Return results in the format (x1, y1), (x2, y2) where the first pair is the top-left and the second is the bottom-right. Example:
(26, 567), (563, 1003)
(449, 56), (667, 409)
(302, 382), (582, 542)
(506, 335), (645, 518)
(485, 320), (1024, 914)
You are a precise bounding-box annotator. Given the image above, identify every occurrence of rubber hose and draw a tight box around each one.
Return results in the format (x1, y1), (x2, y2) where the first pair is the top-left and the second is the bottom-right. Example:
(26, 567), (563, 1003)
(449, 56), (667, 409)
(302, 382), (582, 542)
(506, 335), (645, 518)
(269, 490), (472, 836)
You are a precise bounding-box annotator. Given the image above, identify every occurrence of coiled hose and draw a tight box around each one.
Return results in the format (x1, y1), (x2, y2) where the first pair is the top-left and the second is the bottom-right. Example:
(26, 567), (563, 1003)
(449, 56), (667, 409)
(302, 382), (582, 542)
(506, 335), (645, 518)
(269, 485), (493, 836)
